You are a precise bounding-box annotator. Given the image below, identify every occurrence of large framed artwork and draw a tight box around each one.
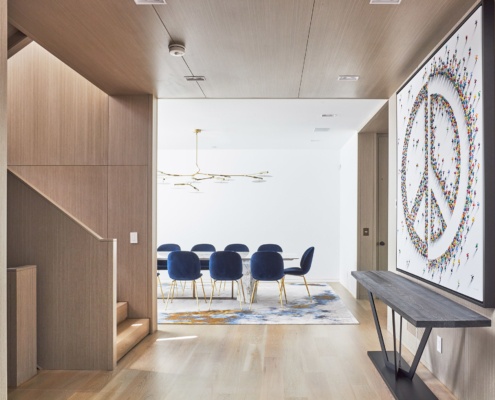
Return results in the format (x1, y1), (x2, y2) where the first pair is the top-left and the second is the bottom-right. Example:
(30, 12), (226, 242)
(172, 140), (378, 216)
(396, 2), (495, 307)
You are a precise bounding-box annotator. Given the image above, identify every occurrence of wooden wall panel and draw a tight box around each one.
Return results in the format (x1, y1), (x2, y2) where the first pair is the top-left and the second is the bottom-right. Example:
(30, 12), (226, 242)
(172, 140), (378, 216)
(9, 166), (108, 237)
(7, 172), (116, 370)
(109, 95), (150, 166)
(8, 43), (108, 166)
(149, 97), (157, 331)
(357, 132), (377, 299)
(7, 45), (155, 366)
(1, 0), (7, 393)
(7, 266), (37, 387)
(109, 94), (154, 326)
(108, 166), (148, 318)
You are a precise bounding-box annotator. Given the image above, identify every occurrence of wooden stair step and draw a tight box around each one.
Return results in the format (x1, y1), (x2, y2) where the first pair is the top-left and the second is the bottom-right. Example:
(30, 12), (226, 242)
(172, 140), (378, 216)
(116, 302), (128, 325)
(116, 318), (149, 361)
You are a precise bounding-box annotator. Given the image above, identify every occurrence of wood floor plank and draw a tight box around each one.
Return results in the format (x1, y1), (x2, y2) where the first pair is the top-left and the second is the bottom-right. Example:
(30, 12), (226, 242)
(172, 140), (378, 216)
(8, 283), (456, 400)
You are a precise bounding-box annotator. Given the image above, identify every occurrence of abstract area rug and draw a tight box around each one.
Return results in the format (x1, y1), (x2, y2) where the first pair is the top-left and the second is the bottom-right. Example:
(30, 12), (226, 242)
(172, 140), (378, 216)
(158, 282), (359, 325)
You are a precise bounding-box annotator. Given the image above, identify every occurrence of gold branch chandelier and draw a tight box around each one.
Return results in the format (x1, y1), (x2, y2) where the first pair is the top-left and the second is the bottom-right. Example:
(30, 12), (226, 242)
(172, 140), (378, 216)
(158, 129), (271, 191)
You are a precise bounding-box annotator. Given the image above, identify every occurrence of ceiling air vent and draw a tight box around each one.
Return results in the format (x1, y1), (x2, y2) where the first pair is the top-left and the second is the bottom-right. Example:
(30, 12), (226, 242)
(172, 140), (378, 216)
(185, 76), (206, 82)
(338, 75), (359, 81)
(313, 128), (330, 133)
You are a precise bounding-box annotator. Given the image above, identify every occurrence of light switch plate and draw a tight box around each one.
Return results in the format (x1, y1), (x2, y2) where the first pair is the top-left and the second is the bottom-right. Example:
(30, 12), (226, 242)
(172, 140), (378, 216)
(130, 232), (138, 244)
(436, 336), (442, 353)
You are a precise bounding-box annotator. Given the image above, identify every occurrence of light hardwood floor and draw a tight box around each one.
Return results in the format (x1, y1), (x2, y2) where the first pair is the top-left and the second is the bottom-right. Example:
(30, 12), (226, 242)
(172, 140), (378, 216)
(8, 284), (456, 400)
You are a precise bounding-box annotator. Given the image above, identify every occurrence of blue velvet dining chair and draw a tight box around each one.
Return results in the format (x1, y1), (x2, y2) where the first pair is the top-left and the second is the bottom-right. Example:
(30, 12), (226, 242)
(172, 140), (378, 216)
(157, 243), (181, 270)
(257, 243), (283, 252)
(191, 243), (216, 270)
(166, 251), (206, 311)
(157, 243), (181, 301)
(209, 251), (245, 310)
(224, 243), (250, 252)
(249, 251), (286, 309)
(222, 244), (249, 292)
(284, 247), (315, 301)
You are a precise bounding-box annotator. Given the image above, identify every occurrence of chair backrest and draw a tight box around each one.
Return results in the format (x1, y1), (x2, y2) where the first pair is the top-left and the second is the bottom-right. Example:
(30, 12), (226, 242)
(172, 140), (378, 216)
(257, 243), (283, 252)
(300, 247), (315, 274)
(250, 251), (284, 281)
(157, 243), (181, 251)
(191, 243), (216, 252)
(209, 251), (243, 281)
(167, 251), (201, 281)
(224, 243), (249, 252)
(157, 244), (181, 267)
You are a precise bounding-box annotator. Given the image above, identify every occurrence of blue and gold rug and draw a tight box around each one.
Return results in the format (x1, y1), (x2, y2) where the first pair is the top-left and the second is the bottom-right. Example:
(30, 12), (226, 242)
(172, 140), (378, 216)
(158, 282), (359, 325)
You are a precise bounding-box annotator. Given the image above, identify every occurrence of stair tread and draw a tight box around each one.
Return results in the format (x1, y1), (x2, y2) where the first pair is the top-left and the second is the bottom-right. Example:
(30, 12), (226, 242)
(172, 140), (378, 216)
(116, 318), (149, 361)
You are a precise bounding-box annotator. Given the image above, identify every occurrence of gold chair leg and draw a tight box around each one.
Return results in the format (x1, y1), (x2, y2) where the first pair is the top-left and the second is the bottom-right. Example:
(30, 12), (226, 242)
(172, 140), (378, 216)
(236, 280), (243, 310)
(199, 277), (207, 302)
(282, 277), (287, 304)
(165, 280), (177, 309)
(192, 280), (200, 311)
(276, 280), (284, 307)
(249, 281), (259, 310)
(157, 275), (165, 302)
(302, 275), (312, 301)
(239, 279), (246, 304)
(208, 279), (216, 310)
(170, 280), (177, 304)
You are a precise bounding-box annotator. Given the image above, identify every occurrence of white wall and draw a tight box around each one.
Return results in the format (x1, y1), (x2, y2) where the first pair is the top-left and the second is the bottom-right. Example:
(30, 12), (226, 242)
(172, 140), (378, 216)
(338, 134), (358, 296)
(157, 147), (346, 281)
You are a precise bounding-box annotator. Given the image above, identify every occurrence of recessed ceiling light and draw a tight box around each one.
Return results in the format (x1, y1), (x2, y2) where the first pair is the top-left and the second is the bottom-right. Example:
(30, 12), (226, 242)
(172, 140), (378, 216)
(185, 76), (206, 81)
(321, 114), (338, 118)
(314, 128), (330, 133)
(338, 75), (359, 81)
(134, 0), (166, 4)
(369, 0), (401, 4)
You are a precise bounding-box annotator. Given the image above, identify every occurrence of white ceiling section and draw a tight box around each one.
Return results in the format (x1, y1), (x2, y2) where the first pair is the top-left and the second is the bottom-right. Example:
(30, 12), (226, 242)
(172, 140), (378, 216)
(158, 99), (386, 149)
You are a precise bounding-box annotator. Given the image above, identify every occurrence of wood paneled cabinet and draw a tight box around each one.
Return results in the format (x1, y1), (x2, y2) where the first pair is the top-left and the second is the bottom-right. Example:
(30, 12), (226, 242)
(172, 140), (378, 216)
(7, 265), (37, 387)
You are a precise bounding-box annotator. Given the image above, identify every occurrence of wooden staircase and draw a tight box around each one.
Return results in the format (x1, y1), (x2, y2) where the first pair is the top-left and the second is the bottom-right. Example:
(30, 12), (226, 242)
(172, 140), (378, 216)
(116, 302), (149, 362)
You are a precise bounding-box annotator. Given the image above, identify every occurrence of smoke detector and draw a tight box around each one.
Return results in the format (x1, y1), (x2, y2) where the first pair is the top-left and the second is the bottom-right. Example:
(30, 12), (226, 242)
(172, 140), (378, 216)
(169, 44), (186, 57)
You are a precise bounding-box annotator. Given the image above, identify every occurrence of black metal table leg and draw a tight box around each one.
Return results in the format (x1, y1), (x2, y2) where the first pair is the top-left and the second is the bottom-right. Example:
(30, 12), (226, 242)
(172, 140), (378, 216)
(367, 290), (437, 400)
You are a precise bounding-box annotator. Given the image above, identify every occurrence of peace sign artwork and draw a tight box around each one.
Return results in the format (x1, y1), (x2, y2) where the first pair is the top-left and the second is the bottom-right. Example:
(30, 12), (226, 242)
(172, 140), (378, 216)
(396, 5), (493, 305)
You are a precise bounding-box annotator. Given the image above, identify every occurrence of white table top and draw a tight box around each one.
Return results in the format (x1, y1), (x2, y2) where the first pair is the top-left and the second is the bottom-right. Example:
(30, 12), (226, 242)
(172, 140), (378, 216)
(157, 251), (298, 261)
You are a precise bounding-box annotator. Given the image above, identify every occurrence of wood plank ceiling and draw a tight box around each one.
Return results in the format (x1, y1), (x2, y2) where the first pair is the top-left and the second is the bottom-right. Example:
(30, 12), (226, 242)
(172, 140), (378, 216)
(8, 0), (478, 99)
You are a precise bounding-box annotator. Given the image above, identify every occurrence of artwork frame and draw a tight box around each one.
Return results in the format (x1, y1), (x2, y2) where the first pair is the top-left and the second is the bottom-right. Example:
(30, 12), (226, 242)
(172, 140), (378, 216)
(396, 1), (495, 308)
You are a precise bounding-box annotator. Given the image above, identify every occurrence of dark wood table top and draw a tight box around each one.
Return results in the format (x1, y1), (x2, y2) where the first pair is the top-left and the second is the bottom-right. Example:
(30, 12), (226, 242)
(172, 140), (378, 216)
(352, 271), (491, 328)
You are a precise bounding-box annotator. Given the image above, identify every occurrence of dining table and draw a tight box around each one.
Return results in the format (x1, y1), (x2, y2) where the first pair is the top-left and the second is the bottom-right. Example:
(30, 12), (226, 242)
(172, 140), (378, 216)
(157, 251), (299, 302)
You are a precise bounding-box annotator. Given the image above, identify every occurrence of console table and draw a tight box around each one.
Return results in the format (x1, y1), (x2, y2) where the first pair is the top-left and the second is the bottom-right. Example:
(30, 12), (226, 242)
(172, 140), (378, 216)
(352, 270), (491, 400)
